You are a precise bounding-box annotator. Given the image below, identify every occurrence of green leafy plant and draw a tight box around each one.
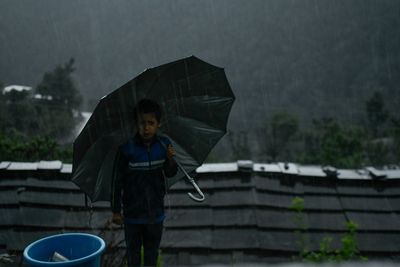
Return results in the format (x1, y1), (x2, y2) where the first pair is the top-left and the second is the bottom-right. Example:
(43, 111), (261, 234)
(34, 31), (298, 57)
(1, 59), (83, 142)
(391, 117), (400, 162)
(366, 91), (389, 138)
(298, 118), (365, 168)
(291, 197), (367, 262)
(227, 130), (251, 160)
(0, 134), (72, 162)
(136, 246), (162, 267)
(338, 221), (368, 261)
(291, 197), (309, 257)
(269, 112), (299, 161)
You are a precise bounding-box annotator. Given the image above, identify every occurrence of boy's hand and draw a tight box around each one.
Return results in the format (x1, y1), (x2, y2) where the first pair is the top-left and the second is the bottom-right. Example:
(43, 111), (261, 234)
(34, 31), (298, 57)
(112, 212), (123, 225)
(166, 144), (176, 160)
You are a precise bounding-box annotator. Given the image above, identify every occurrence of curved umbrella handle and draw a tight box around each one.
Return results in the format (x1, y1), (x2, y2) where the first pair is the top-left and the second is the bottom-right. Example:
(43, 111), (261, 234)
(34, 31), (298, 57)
(175, 160), (205, 202)
(187, 178), (205, 202)
(158, 140), (205, 202)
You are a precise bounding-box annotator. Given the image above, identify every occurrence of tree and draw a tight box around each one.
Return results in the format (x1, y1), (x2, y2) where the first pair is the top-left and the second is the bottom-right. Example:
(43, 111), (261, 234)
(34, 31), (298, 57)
(1, 59), (83, 143)
(0, 81), (7, 131)
(298, 118), (365, 168)
(365, 91), (389, 138)
(365, 139), (390, 167)
(227, 130), (251, 160)
(35, 58), (83, 140)
(391, 117), (400, 162)
(0, 134), (72, 163)
(363, 91), (395, 166)
(269, 112), (299, 161)
(36, 58), (82, 110)
(1, 89), (42, 137)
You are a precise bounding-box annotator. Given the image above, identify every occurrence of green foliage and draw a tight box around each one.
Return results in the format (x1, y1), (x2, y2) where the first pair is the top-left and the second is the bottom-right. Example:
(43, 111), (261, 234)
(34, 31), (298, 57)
(269, 112), (299, 161)
(301, 222), (367, 262)
(359, 92), (395, 165)
(365, 139), (391, 167)
(338, 221), (367, 261)
(36, 58), (82, 111)
(291, 197), (308, 254)
(34, 58), (82, 140)
(391, 117), (400, 162)
(1, 90), (41, 136)
(301, 237), (335, 262)
(291, 196), (305, 213)
(1, 59), (83, 144)
(366, 91), (389, 138)
(264, 89), (398, 167)
(291, 197), (367, 262)
(0, 134), (72, 163)
(135, 246), (162, 267)
(227, 130), (251, 160)
(298, 118), (365, 168)
(0, 84), (6, 132)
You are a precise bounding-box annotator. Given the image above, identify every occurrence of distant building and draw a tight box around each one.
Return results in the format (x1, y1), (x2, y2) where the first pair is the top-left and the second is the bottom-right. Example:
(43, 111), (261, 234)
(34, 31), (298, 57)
(1, 160), (400, 265)
(2, 85), (32, 94)
(2, 85), (53, 101)
(32, 93), (53, 101)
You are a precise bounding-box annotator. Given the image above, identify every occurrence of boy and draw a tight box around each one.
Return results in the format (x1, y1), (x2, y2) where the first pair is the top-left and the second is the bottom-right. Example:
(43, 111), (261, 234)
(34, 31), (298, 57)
(111, 99), (177, 267)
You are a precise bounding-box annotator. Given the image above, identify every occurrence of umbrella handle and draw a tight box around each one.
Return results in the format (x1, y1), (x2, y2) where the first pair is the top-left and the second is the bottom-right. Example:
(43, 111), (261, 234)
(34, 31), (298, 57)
(175, 160), (205, 202)
(187, 179), (205, 202)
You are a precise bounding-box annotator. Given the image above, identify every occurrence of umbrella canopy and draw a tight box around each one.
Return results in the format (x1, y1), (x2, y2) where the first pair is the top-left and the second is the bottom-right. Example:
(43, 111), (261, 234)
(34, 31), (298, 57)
(72, 56), (235, 202)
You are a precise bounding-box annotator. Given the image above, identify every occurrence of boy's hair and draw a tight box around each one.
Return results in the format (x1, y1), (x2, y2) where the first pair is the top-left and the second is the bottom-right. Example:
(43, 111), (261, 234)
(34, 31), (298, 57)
(133, 99), (162, 122)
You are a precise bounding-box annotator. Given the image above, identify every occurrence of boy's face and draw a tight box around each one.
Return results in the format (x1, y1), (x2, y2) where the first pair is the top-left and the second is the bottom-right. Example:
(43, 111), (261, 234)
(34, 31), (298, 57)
(136, 112), (160, 142)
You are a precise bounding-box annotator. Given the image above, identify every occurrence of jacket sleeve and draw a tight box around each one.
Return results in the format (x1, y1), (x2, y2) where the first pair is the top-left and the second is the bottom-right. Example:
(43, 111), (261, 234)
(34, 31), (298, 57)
(111, 148), (127, 213)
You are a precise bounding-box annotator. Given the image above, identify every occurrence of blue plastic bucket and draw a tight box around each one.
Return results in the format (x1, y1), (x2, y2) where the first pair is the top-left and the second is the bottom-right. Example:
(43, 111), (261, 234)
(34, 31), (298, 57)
(23, 233), (106, 267)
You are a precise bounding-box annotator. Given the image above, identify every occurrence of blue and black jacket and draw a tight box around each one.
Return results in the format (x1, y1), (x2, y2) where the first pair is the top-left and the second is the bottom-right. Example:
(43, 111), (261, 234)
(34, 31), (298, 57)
(111, 134), (178, 224)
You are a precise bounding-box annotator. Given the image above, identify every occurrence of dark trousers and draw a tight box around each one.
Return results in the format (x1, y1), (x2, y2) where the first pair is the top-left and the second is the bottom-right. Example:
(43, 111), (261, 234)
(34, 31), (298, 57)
(124, 223), (163, 267)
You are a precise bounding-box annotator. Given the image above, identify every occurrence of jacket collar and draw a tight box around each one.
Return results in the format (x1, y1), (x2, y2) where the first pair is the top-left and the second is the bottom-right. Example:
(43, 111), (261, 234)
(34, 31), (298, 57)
(133, 133), (159, 146)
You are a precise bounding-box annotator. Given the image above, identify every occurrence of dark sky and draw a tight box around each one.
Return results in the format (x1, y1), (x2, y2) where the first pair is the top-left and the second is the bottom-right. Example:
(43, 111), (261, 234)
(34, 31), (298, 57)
(1, 0), (400, 160)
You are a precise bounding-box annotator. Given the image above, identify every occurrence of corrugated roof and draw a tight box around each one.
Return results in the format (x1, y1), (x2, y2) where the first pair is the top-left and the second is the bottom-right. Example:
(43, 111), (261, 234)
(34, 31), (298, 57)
(298, 165), (326, 177)
(385, 169), (400, 179)
(161, 171), (400, 263)
(2, 161), (399, 180)
(253, 163), (281, 172)
(278, 162), (298, 175)
(0, 168), (124, 266)
(337, 169), (370, 180)
(37, 160), (63, 170)
(1, 160), (400, 265)
(60, 163), (73, 173)
(0, 162), (10, 169)
(7, 162), (38, 171)
(196, 163), (238, 173)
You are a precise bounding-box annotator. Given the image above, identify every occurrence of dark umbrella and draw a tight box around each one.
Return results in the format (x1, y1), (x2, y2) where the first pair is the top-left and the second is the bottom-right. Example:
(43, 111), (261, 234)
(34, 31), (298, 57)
(72, 56), (235, 202)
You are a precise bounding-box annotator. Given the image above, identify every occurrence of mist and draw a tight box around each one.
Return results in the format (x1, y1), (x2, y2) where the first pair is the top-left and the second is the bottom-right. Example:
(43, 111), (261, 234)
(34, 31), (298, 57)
(1, 0), (399, 163)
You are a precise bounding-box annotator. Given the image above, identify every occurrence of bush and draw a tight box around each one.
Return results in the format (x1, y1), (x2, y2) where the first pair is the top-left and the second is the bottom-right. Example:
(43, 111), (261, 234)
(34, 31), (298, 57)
(291, 197), (367, 262)
(0, 134), (72, 163)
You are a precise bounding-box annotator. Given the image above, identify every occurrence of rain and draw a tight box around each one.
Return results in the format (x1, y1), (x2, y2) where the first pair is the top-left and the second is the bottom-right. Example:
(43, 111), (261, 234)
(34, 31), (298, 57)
(1, 0), (400, 266)
(1, 1), (399, 159)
